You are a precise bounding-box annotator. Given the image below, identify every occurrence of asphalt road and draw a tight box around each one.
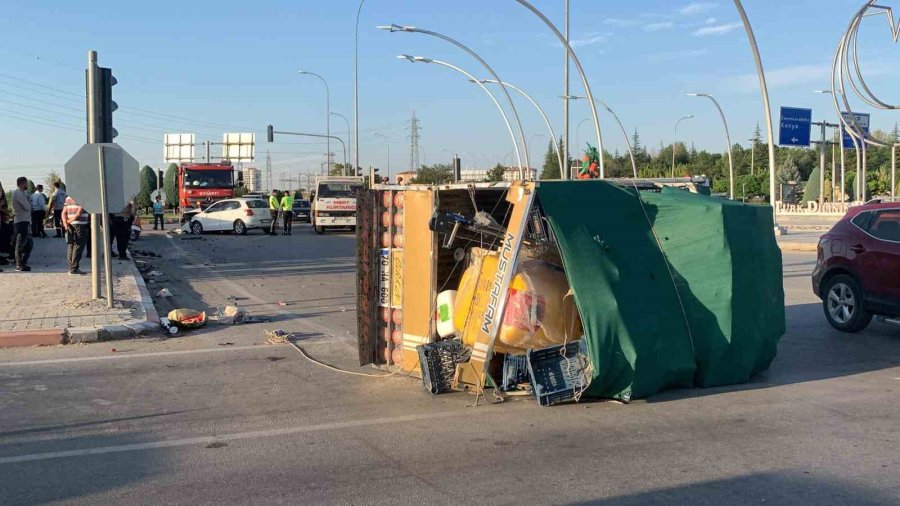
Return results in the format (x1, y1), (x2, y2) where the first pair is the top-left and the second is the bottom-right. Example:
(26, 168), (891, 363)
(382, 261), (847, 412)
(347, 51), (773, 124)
(1, 225), (898, 505)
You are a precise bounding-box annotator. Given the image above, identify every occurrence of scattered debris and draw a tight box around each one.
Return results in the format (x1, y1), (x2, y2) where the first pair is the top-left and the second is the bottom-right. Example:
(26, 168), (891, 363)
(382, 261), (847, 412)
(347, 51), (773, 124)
(135, 261), (152, 274)
(211, 305), (247, 325)
(277, 301), (289, 307)
(156, 288), (173, 298)
(146, 270), (164, 278)
(160, 317), (178, 335)
(132, 249), (161, 258)
(218, 342), (234, 346)
(265, 329), (290, 345)
(167, 308), (207, 329)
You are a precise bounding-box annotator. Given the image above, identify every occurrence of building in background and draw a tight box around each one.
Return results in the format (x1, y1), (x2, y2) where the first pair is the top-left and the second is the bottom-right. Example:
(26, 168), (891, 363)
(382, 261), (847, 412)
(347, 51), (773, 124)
(242, 167), (262, 192)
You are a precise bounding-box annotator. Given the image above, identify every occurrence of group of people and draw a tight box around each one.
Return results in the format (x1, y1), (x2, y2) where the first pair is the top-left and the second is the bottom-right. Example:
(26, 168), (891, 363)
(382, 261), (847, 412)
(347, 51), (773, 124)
(268, 189), (295, 235)
(0, 177), (135, 275)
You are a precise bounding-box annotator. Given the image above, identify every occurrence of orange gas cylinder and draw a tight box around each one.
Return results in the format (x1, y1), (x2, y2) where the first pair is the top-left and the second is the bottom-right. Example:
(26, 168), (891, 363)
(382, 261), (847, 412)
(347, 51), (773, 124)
(382, 192), (392, 208)
(381, 211), (393, 228)
(381, 232), (392, 248)
(381, 307), (391, 323)
(393, 213), (404, 227)
(391, 348), (403, 365)
(393, 233), (404, 248)
(391, 329), (403, 345)
(393, 192), (405, 209)
(392, 309), (403, 325)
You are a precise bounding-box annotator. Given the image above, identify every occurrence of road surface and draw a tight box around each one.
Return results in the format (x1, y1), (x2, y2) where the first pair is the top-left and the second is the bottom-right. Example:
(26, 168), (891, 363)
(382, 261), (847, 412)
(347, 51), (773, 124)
(1, 225), (898, 505)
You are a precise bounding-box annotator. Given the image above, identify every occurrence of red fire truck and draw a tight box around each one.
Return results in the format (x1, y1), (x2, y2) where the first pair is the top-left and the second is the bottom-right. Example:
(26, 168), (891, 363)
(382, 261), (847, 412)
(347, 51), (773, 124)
(178, 162), (238, 210)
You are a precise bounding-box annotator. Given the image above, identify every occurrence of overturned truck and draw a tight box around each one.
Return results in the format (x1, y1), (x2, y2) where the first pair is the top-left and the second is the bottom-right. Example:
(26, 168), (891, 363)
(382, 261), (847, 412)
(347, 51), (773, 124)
(356, 180), (785, 405)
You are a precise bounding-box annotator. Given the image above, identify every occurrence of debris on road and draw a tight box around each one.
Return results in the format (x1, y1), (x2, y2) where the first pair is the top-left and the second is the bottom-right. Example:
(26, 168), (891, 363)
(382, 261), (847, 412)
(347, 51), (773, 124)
(265, 329), (290, 345)
(211, 305), (247, 325)
(160, 317), (178, 335)
(167, 308), (207, 329)
(132, 249), (161, 258)
(156, 288), (173, 298)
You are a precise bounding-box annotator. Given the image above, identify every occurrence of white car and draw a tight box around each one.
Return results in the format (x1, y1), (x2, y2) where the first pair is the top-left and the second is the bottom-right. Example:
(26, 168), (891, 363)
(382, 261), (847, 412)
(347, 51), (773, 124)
(189, 198), (272, 235)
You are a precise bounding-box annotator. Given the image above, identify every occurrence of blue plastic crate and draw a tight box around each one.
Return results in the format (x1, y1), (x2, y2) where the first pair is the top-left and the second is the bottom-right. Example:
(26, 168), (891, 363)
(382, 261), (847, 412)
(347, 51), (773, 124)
(501, 354), (530, 392)
(526, 340), (591, 407)
(417, 340), (464, 395)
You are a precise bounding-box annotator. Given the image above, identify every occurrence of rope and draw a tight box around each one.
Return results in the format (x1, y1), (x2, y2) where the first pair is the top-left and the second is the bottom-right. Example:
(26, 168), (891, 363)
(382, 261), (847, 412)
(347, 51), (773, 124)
(271, 330), (405, 378)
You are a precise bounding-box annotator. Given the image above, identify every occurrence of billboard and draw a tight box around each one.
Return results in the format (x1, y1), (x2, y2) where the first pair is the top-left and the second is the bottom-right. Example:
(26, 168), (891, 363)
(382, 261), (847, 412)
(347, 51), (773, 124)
(222, 133), (255, 162)
(164, 133), (195, 163)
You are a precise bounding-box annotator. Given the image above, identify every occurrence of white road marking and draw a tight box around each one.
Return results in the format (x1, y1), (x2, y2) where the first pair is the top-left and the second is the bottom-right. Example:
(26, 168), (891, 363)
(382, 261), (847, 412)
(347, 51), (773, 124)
(0, 410), (469, 465)
(0, 344), (290, 368)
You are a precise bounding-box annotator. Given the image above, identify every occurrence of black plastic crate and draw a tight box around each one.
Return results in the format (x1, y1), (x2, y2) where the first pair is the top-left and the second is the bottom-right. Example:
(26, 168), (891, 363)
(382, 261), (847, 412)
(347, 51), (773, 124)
(417, 340), (464, 395)
(526, 340), (591, 407)
(501, 354), (530, 392)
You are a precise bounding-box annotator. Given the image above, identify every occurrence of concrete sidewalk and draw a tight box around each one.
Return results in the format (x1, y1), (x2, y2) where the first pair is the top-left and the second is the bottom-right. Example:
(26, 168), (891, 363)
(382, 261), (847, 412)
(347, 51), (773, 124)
(0, 233), (158, 347)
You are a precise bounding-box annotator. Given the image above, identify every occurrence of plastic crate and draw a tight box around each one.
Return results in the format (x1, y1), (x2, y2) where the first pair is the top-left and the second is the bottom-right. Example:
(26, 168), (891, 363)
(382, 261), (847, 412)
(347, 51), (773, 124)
(417, 340), (464, 395)
(526, 340), (591, 407)
(501, 354), (530, 392)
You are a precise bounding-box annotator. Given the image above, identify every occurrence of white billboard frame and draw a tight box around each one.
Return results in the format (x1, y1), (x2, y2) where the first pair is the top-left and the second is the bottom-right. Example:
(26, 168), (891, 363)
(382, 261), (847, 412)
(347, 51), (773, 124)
(222, 132), (255, 163)
(164, 133), (196, 164)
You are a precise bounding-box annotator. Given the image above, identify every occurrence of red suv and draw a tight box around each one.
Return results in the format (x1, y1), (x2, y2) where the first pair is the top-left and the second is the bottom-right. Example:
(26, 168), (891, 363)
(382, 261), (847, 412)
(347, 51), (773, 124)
(812, 201), (900, 332)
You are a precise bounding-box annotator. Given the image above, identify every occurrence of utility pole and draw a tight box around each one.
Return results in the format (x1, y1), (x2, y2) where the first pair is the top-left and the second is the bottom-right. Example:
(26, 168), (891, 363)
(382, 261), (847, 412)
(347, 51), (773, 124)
(408, 111), (421, 172)
(265, 149), (272, 192)
(86, 51), (101, 300)
(563, 0), (570, 180)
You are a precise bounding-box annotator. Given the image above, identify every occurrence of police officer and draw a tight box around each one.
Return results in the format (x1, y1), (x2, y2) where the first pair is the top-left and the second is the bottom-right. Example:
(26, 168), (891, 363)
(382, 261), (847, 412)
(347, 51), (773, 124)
(268, 189), (280, 236)
(280, 191), (294, 235)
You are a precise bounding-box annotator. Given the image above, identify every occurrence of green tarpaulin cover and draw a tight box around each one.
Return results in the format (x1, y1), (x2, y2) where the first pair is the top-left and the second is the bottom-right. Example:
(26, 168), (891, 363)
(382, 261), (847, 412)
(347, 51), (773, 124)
(537, 181), (784, 401)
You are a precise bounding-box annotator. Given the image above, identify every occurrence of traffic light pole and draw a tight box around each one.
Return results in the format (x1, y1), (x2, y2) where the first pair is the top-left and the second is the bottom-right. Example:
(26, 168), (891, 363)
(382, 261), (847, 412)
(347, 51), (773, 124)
(86, 51), (101, 300)
(266, 126), (347, 174)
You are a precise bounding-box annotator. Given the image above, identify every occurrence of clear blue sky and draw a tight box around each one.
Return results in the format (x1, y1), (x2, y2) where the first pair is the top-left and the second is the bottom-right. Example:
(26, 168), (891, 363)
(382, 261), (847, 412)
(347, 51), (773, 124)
(0, 0), (898, 184)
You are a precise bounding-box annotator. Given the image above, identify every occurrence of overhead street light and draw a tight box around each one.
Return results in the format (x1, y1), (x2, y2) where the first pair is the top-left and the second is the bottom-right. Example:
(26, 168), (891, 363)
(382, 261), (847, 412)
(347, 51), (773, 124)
(567, 96), (636, 178)
(331, 112), (352, 169)
(397, 54), (524, 178)
(474, 79), (564, 175)
(687, 93), (734, 199)
(297, 70), (335, 174)
(379, 24), (530, 175)
(672, 115), (694, 178)
(372, 132), (391, 182)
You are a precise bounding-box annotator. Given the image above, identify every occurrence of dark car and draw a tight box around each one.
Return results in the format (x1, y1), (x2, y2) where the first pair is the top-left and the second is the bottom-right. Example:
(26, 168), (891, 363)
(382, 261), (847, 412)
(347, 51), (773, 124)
(812, 201), (900, 332)
(292, 199), (312, 223)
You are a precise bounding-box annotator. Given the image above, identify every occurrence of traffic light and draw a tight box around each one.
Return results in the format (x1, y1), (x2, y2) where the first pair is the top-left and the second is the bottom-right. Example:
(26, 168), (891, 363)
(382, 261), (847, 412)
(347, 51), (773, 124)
(267, 125), (274, 143)
(97, 66), (117, 142)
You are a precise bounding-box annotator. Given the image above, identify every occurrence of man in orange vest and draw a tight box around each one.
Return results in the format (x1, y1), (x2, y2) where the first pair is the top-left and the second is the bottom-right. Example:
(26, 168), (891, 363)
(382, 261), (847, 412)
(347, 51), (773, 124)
(61, 196), (89, 275)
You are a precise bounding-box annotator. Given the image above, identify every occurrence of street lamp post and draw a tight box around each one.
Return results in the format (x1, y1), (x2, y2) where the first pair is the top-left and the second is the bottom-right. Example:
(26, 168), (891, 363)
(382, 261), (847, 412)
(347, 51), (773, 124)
(477, 79), (564, 174)
(355, 0), (367, 181)
(512, 0), (605, 178)
(372, 133), (390, 183)
(567, 96), (637, 178)
(398, 55), (524, 177)
(672, 115), (694, 178)
(331, 112), (352, 170)
(687, 93), (734, 199)
(528, 133), (544, 178)
(297, 70), (333, 174)
(379, 25), (529, 175)
(817, 89), (860, 203)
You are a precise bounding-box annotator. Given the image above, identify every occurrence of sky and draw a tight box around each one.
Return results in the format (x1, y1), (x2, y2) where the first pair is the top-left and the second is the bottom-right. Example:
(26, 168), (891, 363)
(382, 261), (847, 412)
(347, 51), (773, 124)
(0, 0), (899, 185)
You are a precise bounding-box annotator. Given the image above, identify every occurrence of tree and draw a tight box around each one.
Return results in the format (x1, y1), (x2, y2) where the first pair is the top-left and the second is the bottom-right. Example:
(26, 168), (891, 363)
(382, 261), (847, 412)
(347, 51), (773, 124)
(293, 190), (303, 200)
(136, 165), (155, 212)
(891, 123), (900, 144)
(777, 156), (801, 184)
(486, 164), (506, 182)
(412, 163), (454, 184)
(26, 179), (35, 194)
(45, 170), (65, 191)
(163, 163), (178, 210)
(234, 186), (248, 198)
(541, 139), (562, 180)
(804, 165), (822, 203)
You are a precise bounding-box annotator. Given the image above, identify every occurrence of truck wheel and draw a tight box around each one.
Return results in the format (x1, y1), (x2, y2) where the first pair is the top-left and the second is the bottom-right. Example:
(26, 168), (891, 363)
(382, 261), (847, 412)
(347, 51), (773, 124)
(233, 220), (247, 235)
(315, 225), (325, 235)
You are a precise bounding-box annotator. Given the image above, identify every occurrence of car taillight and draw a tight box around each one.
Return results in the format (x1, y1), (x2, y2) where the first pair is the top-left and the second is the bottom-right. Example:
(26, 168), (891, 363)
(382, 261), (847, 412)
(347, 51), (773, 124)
(244, 209), (254, 216)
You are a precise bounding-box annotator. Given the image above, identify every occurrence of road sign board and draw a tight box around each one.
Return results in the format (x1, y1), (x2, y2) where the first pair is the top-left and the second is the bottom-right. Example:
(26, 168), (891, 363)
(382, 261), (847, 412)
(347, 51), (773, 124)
(150, 189), (166, 206)
(222, 133), (255, 162)
(779, 107), (812, 147)
(164, 133), (195, 163)
(841, 112), (870, 149)
(64, 143), (140, 214)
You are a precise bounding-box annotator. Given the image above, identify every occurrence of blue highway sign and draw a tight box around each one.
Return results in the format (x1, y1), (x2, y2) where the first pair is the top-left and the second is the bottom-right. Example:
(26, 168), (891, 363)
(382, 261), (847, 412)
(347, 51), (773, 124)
(779, 107), (812, 147)
(841, 112), (870, 149)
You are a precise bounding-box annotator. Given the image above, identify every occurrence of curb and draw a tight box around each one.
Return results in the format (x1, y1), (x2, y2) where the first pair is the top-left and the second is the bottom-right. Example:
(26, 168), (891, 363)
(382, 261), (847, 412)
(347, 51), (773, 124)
(777, 242), (819, 252)
(0, 329), (66, 348)
(0, 257), (161, 348)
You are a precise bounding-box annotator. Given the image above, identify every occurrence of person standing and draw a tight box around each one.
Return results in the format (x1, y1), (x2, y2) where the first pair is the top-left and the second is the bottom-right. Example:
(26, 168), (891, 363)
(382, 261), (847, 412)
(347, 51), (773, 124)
(152, 196), (165, 230)
(111, 201), (134, 260)
(280, 191), (294, 236)
(268, 189), (280, 236)
(30, 184), (48, 238)
(48, 181), (67, 238)
(0, 180), (9, 270)
(11, 177), (33, 272)
(61, 196), (88, 275)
